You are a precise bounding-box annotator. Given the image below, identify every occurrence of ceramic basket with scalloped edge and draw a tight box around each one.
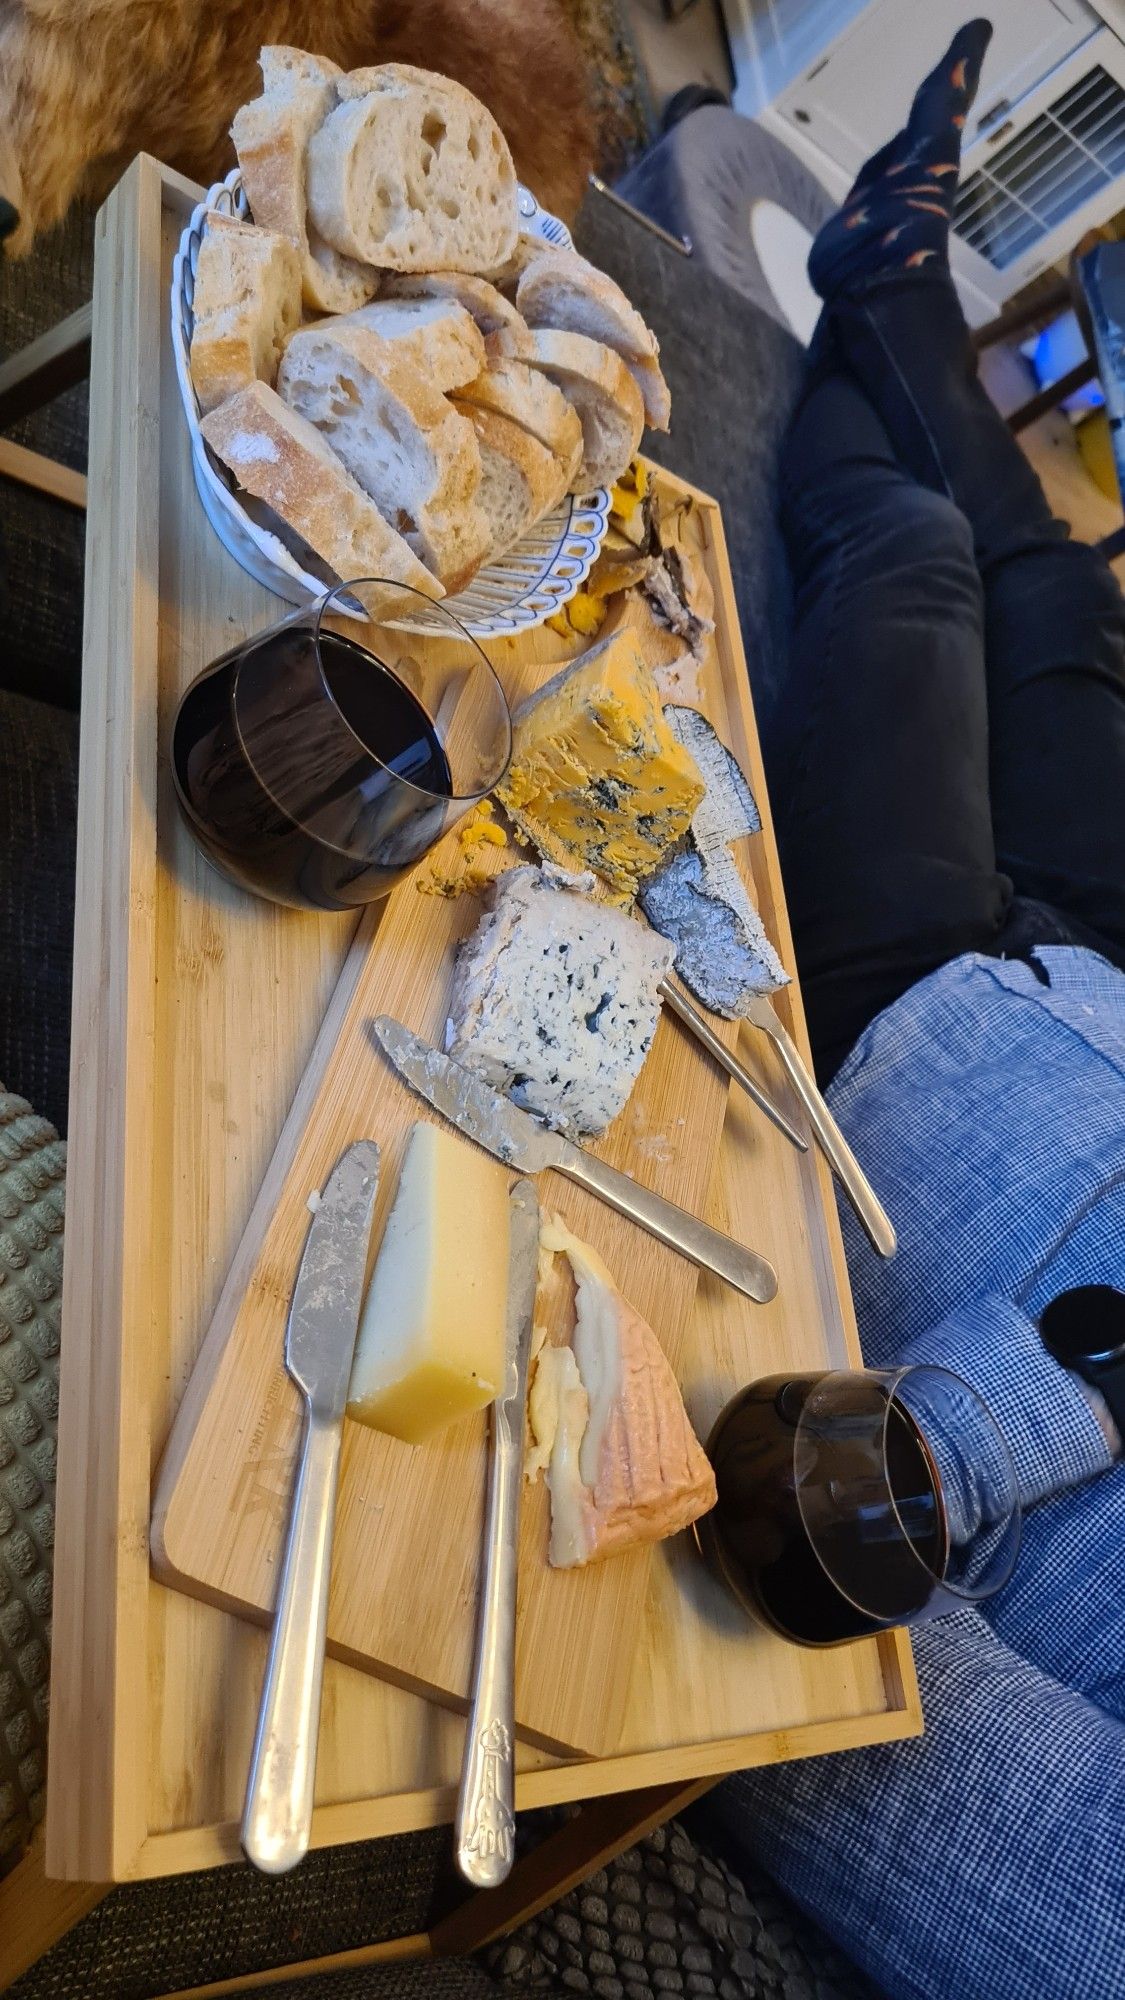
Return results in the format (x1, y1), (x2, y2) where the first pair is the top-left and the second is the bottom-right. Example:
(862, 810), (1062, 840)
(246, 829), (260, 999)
(170, 170), (612, 637)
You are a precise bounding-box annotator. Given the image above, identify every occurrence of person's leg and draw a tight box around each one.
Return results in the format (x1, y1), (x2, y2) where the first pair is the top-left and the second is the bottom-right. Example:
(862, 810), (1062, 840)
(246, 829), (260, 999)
(770, 369), (1009, 1083)
(708, 1608), (1125, 2000)
(807, 24), (1125, 959)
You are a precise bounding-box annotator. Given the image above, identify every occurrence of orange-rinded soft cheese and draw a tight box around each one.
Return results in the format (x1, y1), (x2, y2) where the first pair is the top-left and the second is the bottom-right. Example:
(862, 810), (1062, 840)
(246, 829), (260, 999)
(528, 1216), (716, 1565)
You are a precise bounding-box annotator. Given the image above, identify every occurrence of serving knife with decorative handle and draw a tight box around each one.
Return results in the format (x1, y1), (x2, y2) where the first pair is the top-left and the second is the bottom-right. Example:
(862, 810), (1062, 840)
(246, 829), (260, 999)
(455, 1176), (541, 1888)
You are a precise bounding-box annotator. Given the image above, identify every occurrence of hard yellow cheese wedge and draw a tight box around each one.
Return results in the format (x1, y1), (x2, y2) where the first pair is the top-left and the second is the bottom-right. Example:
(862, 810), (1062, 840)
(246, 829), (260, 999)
(495, 630), (704, 901)
(347, 1122), (511, 1445)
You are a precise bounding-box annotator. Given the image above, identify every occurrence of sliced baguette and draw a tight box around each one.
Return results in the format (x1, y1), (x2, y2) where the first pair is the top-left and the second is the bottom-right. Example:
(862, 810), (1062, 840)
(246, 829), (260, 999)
(485, 228), (554, 294)
(188, 213), (301, 415)
(488, 327), (644, 489)
(452, 360), (583, 485)
(331, 296), (486, 391)
(466, 405), (571, 565)
(306, 64), (518, 273)
(231, 47), (378, 315)
(516, 248), (670, 431)
(379, 270), (531, 345)
(200, 380), (443, 608)
(278, 321), (489, 591)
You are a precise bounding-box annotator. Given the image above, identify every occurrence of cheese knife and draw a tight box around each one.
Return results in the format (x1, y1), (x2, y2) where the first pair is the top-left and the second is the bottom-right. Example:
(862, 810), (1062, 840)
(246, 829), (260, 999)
(455, 1177), (540, 1890)
(242, 1139), (381, 1876)
(371, 1018), (777, 1304)
(741, 991), (897, 1259)
(658, 977), (808, 1153)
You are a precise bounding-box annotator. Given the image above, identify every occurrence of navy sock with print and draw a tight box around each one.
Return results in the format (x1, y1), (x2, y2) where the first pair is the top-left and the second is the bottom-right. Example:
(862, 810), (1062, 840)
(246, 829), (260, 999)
(808, 18), (993, 302)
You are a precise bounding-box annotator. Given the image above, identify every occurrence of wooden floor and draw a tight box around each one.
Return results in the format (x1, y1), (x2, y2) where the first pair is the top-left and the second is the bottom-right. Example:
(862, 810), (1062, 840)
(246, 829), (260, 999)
(981, 341), (1125, 577)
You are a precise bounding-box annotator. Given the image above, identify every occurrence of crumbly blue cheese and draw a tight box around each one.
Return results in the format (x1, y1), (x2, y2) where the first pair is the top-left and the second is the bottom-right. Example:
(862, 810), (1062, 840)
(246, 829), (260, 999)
(447, 866), (675, 1137)
(641, 708), (788, 1014)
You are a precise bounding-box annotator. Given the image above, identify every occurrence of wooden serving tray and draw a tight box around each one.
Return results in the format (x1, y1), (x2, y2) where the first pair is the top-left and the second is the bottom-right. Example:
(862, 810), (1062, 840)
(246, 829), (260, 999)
(46, 157), (919, 1887)
(152, 593), (751, 1758)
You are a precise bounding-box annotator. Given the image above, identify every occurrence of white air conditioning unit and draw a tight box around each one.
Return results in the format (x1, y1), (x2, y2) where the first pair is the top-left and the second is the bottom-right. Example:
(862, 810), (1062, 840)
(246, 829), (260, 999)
(722, 0), (1125, 320)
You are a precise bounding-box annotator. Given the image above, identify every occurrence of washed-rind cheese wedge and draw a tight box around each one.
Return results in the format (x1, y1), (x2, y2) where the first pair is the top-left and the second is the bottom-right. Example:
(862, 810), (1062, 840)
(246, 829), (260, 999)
(528, 1218), (717, 1567)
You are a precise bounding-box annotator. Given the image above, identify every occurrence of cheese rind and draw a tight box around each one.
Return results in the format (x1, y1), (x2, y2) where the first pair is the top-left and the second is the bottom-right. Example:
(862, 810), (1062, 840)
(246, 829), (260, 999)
(447, 865), (675, 1137)
(495, 631), (705, 900)
(527, 1216), (717, 1568)
(347, 1122), (510, 1444)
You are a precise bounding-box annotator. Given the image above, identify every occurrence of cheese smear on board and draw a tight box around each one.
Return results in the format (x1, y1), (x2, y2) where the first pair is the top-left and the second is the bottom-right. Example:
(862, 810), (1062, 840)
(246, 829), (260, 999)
(347, 1121), (510, 1445)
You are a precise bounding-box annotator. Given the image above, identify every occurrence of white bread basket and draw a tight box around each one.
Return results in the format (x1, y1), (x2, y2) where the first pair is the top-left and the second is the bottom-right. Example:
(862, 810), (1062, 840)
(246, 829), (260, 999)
(171, 171), (612, 637)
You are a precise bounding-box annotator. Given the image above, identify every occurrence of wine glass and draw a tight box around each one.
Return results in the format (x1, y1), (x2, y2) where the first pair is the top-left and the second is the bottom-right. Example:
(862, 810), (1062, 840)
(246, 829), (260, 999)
(171, 577), (512, 911)
(695, 1366), (1021, 1646)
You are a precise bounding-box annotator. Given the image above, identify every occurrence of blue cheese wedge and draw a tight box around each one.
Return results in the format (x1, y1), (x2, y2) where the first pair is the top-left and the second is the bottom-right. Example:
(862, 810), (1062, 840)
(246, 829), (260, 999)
(494, 631), (705, 902)
(447, 865), (675, 1137)
(641, 707), (788, 1013)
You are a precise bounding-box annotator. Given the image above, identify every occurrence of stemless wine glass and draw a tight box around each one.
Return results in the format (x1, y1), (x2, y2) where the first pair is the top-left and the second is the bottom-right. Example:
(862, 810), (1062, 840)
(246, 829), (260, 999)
(171, 577), (512, 911)
(696, 1367), (1021, 1647)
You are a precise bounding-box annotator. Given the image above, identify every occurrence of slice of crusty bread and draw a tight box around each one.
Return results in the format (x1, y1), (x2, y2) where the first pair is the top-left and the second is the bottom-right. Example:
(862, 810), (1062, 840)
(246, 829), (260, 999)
(379, 270), (531, 344)
(306, 64), (518, 273)
(485, 228), (554, 295)
(189, 213), (301, 415)
(277, 321), (490, 591)
(331, 297), (486, 391)
(465, 404), (571, 565)
(452, 360), (583, 487)
(231, 47), (378, 315)
(201, 380), (443, 607)
(488, 327), (644, 489)
(516, 248), (670, 431)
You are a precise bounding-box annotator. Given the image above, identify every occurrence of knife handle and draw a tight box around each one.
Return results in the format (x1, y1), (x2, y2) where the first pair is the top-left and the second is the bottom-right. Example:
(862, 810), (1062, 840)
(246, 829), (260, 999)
(455, 1392), (521, 1889)
(560, 1147), (778, 1304)
(746, 1005), (897, 1260)
(242, 1401), (341, 1874)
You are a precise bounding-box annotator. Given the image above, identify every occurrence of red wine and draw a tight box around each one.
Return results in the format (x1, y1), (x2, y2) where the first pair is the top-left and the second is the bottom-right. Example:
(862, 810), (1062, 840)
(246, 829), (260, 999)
(172, 627), (453, 911)
(697, 1374), (949, 1645)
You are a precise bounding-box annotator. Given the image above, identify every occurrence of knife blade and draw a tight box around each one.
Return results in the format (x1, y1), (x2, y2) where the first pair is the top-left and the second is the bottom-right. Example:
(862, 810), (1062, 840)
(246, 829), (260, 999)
(371, 1018), (777, 1304)
(455, 1177), (540, 1889)
(242, 1139), (381, 1876)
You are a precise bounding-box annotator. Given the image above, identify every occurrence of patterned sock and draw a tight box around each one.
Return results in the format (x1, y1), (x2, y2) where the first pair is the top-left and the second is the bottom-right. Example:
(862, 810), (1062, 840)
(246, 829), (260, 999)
(808, 18), (993, 302)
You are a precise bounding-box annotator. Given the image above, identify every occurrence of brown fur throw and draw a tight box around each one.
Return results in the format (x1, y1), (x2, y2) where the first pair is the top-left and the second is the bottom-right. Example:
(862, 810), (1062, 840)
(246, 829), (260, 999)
(0, 0), (596, 254)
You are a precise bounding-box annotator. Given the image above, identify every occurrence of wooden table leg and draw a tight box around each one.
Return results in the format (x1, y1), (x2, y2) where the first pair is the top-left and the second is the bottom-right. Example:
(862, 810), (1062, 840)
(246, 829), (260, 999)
(0, 302), (93, 429)
(0, 1832), (107, 1993)
(429, 1776), (717, 1959)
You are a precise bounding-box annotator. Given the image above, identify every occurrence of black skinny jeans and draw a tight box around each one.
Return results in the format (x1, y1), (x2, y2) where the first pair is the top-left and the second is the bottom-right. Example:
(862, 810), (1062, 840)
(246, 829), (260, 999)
(769, 269), (1125, 1083)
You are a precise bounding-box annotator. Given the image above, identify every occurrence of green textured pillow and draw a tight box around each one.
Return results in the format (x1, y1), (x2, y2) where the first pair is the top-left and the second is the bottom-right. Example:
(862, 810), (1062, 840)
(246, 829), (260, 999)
(0, 1091), (64, 1877)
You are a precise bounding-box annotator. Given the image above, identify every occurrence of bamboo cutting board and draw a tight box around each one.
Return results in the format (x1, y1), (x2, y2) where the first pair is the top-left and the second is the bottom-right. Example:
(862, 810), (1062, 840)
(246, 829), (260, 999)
(44, 160), (919, 1893)
(151, 542), (754, 1758)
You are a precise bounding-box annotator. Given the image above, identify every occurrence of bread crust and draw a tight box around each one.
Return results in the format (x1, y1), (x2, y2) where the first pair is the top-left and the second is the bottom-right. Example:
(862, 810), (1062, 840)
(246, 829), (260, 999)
(189, 211), (302, 415)
(306, 63), (518, 273)
(201, 379), (445, 603)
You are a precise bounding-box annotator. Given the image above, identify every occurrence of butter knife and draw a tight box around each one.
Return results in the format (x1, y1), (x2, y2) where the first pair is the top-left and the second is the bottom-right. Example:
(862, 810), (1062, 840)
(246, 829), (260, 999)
(455, 1177), (540, 1889)
(371, 1018), (777, 1304)
(242, 1139), (381, 1875)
